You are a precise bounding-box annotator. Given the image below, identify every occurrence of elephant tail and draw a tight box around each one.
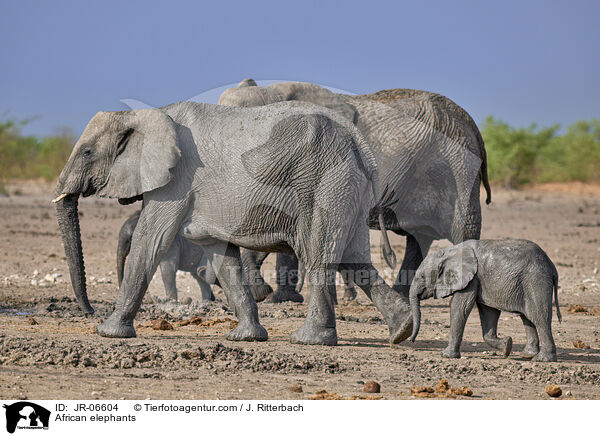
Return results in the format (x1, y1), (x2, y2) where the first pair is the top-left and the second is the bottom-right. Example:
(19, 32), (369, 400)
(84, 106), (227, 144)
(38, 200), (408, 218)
(553, 272), (562, 323)
(476, 128), (492, 205)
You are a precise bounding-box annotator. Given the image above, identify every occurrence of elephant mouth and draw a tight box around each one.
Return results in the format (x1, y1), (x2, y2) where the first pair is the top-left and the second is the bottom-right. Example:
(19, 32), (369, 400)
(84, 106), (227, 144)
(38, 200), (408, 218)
(118, 194), (143, 205)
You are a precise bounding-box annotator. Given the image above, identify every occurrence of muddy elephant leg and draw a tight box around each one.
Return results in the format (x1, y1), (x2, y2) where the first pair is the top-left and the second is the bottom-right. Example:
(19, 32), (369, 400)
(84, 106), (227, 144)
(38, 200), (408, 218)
(159, 243), (180, 301)
(443, 289), (477, 358)
(520, 315), (540, 359)
(210, 243), (267, 342)
(97, 203), (185, 338)
(290, 267), (337, 345)
(268, 252), (304, 303)
(477, 302), (512, 356)
(240, 249), (273, 302)
(528, 309), (557, 362)
(191, 271), (215, 302)
(392, 234), (431, 298)
(341, 262), (412, 344)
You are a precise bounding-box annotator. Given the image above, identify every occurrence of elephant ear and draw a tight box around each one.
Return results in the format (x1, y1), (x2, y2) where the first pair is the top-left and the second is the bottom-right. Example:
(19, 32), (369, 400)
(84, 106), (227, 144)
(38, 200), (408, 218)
(98, 109), (181, 200)
(435, 246), (477, 299)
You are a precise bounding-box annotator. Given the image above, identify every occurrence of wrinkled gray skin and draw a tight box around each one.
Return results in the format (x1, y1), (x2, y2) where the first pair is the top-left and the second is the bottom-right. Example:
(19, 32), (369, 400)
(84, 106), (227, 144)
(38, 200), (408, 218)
(409, 239), (561, 362)
(54, 101), (412, 345)
(219, 80), (491, 303)
(117, 210), (217, 302)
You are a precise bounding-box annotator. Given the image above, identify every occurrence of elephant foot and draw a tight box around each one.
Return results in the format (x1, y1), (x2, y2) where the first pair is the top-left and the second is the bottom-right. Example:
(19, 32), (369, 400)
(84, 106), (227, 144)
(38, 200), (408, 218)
(97, 312), (136, 338)
(533, 349), (557, 362)
(442, 347), (461, 359)
(503, 336), (513, 357)
(226, 321), (268, 342)
(267, 289), (304, 303)
(251, 283), (274, 302)
(521, 345), (540, 360)
(343, 287), (357, 301)
(290, 323), (337, 346)
(387, 309), (413, 344)
(200, 293), (215, 302)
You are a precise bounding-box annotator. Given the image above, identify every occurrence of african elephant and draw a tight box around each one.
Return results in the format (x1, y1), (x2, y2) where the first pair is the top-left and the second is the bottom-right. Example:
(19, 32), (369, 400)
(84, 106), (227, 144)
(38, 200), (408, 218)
(409, 239), (561, 361)
(54, 100), (413, 346)
(117, 210), (217, 302)
(219, 80), (491, 303)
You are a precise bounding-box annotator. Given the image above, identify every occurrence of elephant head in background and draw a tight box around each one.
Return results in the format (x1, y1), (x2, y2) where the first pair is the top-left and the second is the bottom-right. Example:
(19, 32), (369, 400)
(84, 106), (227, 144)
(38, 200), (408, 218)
(218, 79), (492, 303)
(219, 79), (359, 125)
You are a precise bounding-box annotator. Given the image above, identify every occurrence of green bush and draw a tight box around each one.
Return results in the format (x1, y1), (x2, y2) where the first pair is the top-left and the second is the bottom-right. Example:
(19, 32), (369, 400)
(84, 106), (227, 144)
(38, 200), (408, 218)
(482, 117), (600, 187)
(0, 118), (74, 185)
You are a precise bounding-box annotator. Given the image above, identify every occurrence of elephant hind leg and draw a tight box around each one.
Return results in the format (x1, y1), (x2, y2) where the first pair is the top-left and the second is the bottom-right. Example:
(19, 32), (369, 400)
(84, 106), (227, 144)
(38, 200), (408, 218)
(290, 267), (337, 345)
(159, 244), (180, 301)
(267, 252), (304, 303)
(520, 315), (540, 359)
(477, 302), (512, 357)
(240, 249), (273, 302)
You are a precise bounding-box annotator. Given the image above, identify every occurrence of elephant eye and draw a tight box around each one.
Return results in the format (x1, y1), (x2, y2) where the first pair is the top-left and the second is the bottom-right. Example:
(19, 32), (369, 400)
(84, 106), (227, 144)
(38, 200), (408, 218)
(82, 148), (93, 158)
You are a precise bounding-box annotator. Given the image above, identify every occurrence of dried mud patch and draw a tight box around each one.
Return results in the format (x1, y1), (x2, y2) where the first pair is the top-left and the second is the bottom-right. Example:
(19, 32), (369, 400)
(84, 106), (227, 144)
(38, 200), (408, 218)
(0, 336), (343, 374)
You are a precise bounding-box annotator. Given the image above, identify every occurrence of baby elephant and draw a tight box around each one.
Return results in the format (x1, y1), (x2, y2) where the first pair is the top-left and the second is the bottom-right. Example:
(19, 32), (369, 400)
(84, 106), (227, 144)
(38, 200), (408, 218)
(117, 210), (218, 302)
(409, 239), (561, 361)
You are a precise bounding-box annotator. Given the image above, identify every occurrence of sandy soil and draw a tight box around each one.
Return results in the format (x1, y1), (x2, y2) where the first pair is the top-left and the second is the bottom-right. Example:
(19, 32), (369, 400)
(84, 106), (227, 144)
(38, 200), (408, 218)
(0, 183), (599, 400)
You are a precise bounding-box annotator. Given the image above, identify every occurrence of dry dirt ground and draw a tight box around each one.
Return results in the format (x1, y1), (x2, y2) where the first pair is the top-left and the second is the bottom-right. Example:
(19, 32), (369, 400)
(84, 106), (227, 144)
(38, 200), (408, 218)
(0, 182), (599, 400)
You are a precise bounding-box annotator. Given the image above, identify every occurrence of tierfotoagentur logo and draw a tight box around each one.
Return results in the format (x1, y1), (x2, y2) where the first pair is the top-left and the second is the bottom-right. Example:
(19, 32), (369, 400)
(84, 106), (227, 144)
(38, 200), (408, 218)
(2, 402), (50, 433)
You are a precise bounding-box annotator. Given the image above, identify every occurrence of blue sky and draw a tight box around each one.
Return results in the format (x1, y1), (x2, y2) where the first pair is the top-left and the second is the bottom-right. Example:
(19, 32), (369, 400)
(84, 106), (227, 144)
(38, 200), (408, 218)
(1, 0), (598, 136)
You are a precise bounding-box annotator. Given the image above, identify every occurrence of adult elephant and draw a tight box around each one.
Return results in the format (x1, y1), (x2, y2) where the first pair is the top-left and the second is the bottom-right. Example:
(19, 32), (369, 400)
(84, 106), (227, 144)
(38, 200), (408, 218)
(53, 101), (412, 346)
(219, 80), (491, 303)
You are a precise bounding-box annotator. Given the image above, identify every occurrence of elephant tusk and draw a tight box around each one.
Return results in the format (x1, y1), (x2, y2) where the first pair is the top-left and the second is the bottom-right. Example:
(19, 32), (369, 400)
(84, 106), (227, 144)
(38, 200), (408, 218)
(52, 193), (69, 203)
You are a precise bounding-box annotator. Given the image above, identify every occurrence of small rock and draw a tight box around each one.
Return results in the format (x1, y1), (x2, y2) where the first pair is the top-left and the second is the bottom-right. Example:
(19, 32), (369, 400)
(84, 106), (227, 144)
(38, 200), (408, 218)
(180, 297), (193, 305)
(151, 318), (173, 330)
(120, 358), (135, 369)
(82, 357), (96, 367)
(593, 267), (598, 275)
(290, 384), (303, 393)
(30, 279), (38, 286)
(573, 339), (591, 349)
(33, 270), (39, 277)
(363, 381), (380, 393)
(27, 317), (38, 325)
(546, 384), (562, 398)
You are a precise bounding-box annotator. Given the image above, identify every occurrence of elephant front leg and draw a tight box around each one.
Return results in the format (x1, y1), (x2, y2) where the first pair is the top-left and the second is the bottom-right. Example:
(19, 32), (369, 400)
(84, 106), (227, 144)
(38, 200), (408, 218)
(477, 303), (512, 357)
(97, 202), (185, 338)
(240, 249), (273, 302)
(191, 271), (215, 302)
(290, 268), (337, 345)
(212, 243), (267, 342)
(443, 290), (477, 358)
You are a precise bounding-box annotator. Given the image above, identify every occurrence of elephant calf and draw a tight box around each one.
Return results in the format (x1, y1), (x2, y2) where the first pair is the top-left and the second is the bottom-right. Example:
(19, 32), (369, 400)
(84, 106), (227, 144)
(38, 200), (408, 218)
(117, 210), (217, 302)
(409, 239), (561, 361)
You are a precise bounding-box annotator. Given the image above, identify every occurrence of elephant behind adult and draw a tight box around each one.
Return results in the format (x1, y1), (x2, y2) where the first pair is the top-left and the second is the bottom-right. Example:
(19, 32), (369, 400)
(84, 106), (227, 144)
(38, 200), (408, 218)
(117, 210), (217, 302)
(219, 80), (491, 302)
(53, 101), (413, 346)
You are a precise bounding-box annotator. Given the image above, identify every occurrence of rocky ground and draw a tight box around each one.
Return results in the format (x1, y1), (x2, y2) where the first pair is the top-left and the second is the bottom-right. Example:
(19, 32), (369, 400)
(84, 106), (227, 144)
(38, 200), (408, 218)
(0, 182), (599, 400)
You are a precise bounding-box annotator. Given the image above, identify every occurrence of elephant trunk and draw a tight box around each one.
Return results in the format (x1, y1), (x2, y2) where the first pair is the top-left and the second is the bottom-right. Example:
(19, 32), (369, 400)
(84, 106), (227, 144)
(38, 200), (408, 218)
(55, 194), (94, 315)
(409, 295), (421, 342)
(116, 247), (128, 288)
(409, 279), (423, 342)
